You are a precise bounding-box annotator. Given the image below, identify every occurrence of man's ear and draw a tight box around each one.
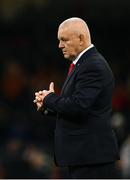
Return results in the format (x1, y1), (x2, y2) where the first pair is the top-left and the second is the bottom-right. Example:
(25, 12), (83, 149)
(79, 34), (84, 46)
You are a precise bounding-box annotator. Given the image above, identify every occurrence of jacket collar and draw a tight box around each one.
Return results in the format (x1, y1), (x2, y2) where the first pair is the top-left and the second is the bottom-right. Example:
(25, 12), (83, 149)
(75, 46), (98, 66)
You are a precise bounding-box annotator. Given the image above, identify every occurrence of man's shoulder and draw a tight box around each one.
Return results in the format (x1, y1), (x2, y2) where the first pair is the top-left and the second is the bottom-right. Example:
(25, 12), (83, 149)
(81, 53), (104, 69)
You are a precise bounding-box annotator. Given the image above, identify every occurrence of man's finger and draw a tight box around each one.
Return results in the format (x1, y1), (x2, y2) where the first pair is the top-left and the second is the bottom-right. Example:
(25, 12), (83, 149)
(39, 91), (43, 95)
(49, 82), (54, 92)
(36, 97), (41, 101)
(33, 99), (37, 103)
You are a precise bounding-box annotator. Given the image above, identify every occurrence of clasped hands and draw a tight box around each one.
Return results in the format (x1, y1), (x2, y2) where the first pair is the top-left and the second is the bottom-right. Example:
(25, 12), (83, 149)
(33, 82), (54, 111)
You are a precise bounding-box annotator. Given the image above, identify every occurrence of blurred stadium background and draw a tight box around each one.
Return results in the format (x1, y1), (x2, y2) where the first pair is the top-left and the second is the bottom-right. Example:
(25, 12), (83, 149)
(0, 0), (130, 178)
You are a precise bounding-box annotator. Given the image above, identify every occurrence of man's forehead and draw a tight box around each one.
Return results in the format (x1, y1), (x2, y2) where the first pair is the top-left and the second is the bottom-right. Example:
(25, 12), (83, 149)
(58, 28), (71, 39)
(59, 23), (79, 35)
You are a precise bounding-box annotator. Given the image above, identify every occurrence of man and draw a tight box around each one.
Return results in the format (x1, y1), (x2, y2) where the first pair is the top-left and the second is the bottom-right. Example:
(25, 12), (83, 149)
(34, 17), (119, 178)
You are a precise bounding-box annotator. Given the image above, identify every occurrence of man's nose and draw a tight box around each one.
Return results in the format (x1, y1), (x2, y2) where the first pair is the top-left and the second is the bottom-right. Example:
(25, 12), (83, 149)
(59, 41), (64, 48)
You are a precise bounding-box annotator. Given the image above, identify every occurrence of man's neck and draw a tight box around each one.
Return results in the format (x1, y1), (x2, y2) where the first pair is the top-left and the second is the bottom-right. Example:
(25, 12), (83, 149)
(73, 44), (94, 65)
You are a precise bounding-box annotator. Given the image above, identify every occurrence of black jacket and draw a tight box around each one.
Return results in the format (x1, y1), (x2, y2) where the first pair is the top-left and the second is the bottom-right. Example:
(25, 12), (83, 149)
(43, 46), (119, 166)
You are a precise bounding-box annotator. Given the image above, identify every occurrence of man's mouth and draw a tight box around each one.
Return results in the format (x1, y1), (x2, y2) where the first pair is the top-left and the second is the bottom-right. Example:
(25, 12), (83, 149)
(63, 51), (67, 54)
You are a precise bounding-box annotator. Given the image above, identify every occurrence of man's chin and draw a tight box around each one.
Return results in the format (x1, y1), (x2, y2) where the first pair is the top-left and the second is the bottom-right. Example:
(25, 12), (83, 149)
(64, 54), (69, 59)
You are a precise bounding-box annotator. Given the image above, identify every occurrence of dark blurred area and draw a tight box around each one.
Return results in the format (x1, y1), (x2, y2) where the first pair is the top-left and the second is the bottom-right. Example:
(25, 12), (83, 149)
(0, 0), (130, 178)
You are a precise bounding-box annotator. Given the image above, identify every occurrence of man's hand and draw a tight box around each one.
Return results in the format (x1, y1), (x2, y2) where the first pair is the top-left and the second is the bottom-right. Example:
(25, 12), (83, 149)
(33, 82), (54, 111)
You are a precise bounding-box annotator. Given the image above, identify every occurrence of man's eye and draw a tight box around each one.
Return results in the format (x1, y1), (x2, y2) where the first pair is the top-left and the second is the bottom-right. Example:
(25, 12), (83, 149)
(63, 38), (68, 42)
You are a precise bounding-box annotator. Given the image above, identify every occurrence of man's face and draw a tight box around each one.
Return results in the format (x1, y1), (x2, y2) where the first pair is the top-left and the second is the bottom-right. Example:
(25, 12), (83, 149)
(58, 27), (81, 60)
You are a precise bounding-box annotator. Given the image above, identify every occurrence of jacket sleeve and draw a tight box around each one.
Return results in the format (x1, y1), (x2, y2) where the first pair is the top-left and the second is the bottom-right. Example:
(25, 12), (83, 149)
(43, 63), (104, 116)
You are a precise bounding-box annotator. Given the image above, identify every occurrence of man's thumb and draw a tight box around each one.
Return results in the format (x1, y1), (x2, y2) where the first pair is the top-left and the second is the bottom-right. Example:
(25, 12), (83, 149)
(49, 82), (54, 92)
